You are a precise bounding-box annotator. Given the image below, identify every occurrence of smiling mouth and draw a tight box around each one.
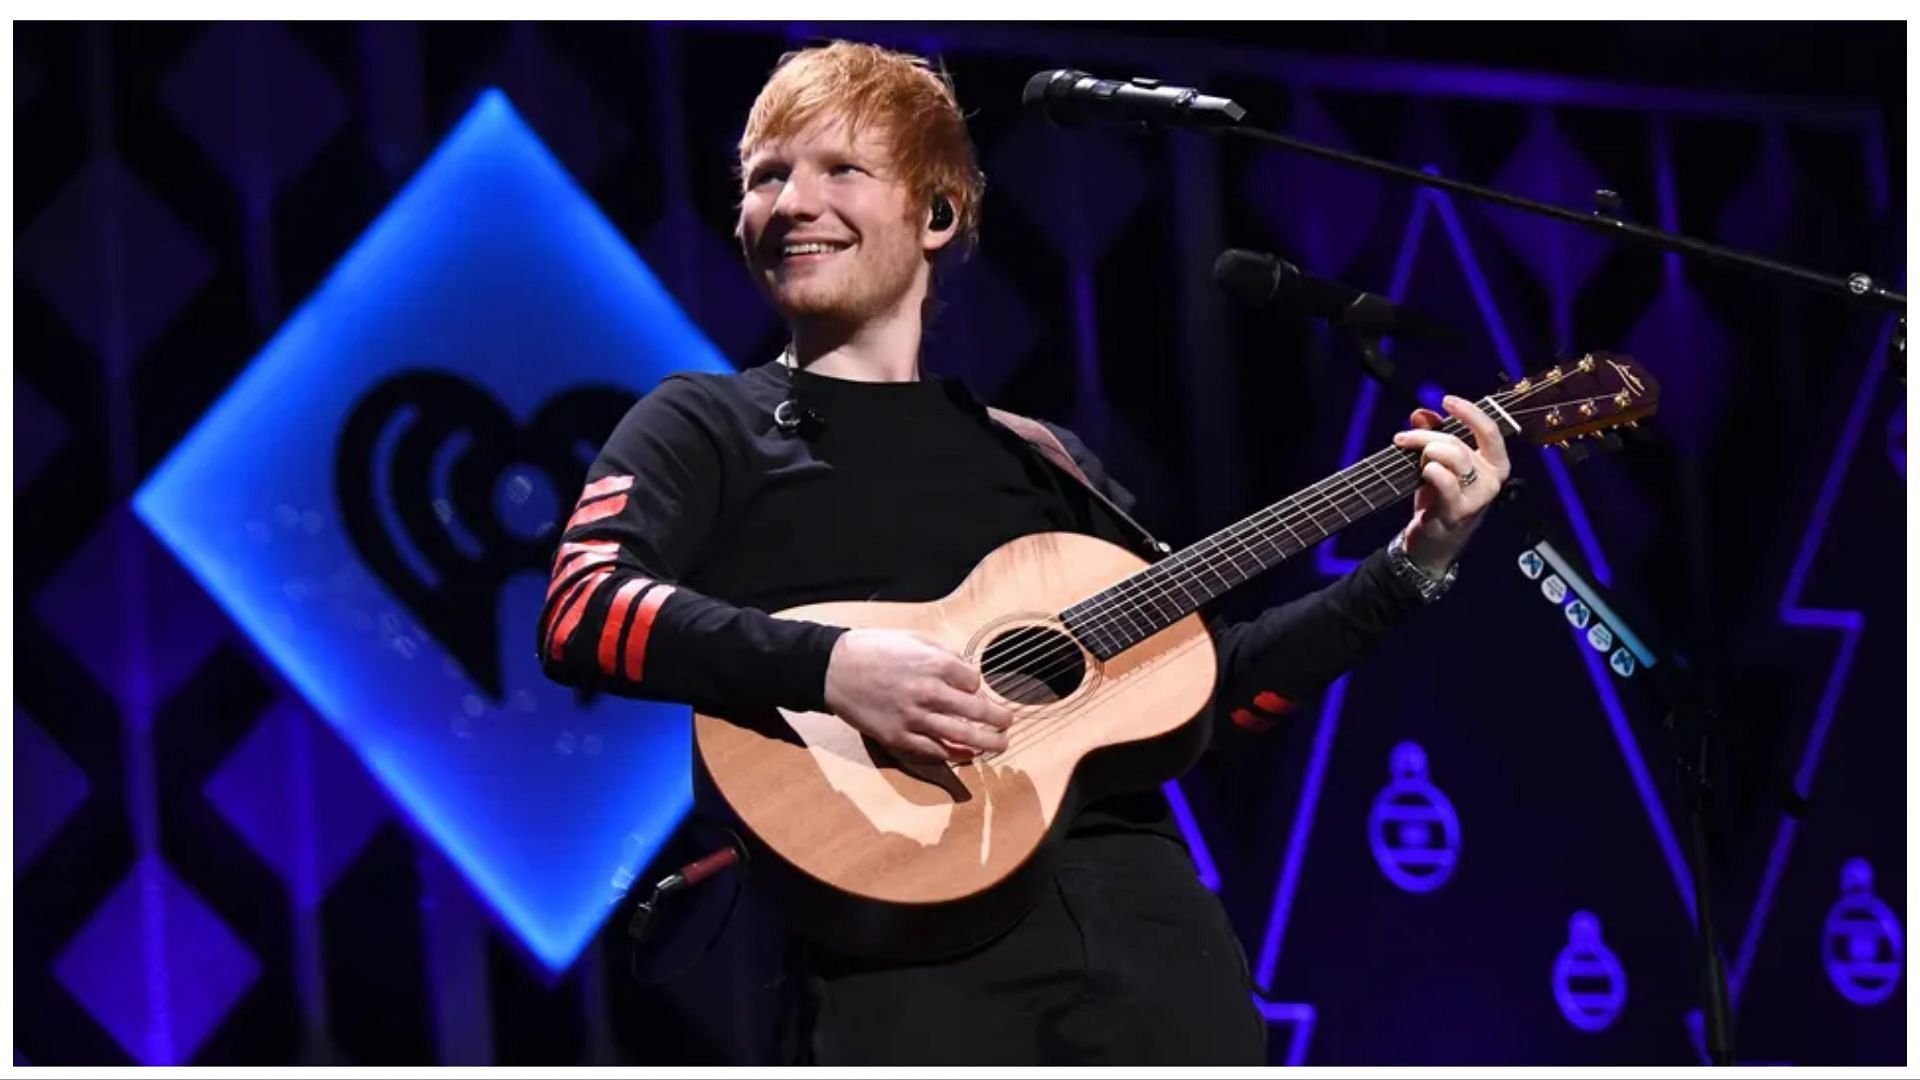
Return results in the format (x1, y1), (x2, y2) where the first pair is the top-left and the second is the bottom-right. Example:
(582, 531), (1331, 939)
(774, 241), (854, 265)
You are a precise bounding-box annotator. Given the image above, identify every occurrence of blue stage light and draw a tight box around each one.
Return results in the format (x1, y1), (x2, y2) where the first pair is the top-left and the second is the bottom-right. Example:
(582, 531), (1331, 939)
(135, 89), (733, 971)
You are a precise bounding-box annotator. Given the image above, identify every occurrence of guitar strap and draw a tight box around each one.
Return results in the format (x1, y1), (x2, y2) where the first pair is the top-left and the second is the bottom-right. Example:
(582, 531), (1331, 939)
(984, 407), (1172, 561)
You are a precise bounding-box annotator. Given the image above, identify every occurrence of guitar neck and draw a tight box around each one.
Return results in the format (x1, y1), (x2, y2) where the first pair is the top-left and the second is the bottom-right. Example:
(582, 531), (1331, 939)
(1061, 403), (1508, 659)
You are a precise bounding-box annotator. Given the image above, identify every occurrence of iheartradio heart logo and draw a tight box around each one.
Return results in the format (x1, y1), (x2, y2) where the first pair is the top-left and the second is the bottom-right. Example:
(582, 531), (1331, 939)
(335, 371), (635, 698)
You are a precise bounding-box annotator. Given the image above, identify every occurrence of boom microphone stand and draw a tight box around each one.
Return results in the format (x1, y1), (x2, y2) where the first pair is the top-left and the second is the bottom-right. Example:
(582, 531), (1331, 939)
(1225, 125), (1904, 321)
(1025, 71), (1905, 320)
(1228, 118), (1907, 388)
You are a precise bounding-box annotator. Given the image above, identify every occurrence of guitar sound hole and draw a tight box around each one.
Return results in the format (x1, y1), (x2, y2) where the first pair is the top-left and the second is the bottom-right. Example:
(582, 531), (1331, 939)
(979, 625), (1086, 705)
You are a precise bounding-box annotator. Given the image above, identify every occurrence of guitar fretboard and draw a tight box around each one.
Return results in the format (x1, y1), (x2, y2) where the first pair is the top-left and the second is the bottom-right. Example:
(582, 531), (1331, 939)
(1060, 410), (1498, 660)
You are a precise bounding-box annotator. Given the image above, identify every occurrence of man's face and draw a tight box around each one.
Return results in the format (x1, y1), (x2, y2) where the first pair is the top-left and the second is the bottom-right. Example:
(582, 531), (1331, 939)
(737, 119), (944, 329)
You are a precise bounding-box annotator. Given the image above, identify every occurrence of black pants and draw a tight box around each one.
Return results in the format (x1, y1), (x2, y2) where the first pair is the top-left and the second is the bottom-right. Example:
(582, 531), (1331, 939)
(783, 830), (1266, 1065)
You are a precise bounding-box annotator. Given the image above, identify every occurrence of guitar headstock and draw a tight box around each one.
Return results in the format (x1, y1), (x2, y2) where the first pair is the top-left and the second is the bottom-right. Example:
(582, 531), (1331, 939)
(1494, 352), (1659, 449)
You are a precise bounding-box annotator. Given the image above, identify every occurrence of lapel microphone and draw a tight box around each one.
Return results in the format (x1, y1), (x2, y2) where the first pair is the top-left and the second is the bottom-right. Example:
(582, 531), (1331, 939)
(775, 348), (824, 438)
(774, 397), (823, 438)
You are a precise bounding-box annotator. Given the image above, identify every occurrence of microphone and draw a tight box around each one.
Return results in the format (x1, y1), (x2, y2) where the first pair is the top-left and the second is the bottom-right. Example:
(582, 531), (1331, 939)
(1022, 69), (1246, 130)
(773, 397), (823, 438)
(627, 834), (747, 944)
(1212, 248), (1456, 343)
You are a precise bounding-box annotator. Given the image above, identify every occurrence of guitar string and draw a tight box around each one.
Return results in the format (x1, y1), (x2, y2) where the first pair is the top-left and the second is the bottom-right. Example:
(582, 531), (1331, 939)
(984, 390), (1620, 758)
(980, 496), (1429, 759)
(977, 390), (1631, 757)
(986, 630), (1209, 767)
(967, 377), (1607, 695)
(967, 630), (1217, 770)
(972, 411), (1483, 689)
(1045, 377), (1620, 660)
(973, 407), (1569, 756)
(967, 374), (1584, 683)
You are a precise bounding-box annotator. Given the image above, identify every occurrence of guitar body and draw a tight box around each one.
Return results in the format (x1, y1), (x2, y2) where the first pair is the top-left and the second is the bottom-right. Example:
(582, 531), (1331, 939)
(693, 531), (1218, 961)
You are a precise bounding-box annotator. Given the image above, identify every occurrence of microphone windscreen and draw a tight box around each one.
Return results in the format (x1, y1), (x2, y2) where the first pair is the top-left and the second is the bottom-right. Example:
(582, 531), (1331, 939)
(1212, 248), (1282, 307)
(1020, 70), (1057, 108)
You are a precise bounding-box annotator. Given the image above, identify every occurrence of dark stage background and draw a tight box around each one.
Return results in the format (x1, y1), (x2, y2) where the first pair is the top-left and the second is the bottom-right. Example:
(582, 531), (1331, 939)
(13, 20), (1906, 1066)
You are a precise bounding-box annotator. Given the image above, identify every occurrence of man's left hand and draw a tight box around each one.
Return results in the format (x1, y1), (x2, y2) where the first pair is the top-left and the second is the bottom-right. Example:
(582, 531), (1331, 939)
(1391, 394), (1510, 577)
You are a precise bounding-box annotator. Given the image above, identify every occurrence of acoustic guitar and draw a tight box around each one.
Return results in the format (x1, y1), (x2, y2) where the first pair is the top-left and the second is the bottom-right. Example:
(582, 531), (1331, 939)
(693, 352), (1659, 960)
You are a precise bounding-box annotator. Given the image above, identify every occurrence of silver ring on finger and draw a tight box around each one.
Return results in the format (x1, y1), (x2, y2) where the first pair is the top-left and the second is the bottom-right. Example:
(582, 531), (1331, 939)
(1459, 466), (1479, 489)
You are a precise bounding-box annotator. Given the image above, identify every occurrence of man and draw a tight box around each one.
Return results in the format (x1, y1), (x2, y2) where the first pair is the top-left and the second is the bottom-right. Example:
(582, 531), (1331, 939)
(538, 40), (1508, 1065)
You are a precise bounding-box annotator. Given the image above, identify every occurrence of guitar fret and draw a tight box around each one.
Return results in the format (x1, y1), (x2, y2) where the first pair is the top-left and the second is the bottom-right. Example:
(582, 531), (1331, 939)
(1360, 455), (1397, 501)
(1171, 566), (1204, 608)
(1271, 508), (1308, 553)
(1346, 472), (1377, 511)
(1155, 585), (1182, 624)
(1098, 596), (1132, 650)
(1228, 540), (1262, 577)
(1258, 523), (1295, 561)
(1212, 546), (1248, 589)
(1196, 547), (1235, 595)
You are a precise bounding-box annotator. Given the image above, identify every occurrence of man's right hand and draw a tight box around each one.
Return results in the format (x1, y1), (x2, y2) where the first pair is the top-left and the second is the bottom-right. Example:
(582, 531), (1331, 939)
(822, 629), (1013, 763)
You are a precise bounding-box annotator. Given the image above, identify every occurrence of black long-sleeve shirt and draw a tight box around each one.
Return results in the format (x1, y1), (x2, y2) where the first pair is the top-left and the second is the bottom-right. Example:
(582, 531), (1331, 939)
(537, 359), (1432, 833)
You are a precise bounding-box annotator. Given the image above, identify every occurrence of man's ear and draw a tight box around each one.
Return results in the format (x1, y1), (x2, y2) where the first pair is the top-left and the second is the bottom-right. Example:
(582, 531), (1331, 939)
(922, 191), (959, 254)
(922, 228), (959, 255)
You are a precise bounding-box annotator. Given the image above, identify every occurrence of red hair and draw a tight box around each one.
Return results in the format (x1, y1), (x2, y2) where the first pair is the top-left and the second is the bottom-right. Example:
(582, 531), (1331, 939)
(738, 40), (985, 253)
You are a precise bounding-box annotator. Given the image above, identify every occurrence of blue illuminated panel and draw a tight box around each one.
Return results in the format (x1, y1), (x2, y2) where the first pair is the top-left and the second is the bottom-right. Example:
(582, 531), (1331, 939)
(1366, 742), (1459, 894)
(1526, 540), (1657, 675)
(1554, 911), (1627, 1031)
(134, 90), (733, 971)
(1824, 858), (1904, 1006)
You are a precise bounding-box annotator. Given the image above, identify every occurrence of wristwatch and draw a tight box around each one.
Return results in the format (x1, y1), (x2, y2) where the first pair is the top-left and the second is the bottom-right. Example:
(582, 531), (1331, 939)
(1387, 529), (1458, 604)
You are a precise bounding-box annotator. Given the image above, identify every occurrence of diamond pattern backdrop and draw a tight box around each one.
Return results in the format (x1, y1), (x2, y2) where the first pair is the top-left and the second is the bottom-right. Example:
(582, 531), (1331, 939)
(13, 20), (1903, 1065)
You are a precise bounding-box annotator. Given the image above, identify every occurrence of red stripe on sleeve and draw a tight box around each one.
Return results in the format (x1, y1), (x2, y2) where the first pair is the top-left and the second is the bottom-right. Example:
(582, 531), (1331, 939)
(546, 541), (619, 607)
(565, 494), (628, 532)
(1230, 707), (1277, 734)
(553, 539), (620, 563)
(1252, 691), (1295, 715)
(599, 578), (649, 676)
(622, 584), (678, 681)
(547, 567), (613, 660)
(581, 474), (634, 500)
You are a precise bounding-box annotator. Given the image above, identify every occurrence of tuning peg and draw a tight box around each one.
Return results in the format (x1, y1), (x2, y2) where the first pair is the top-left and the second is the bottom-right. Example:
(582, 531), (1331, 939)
(1598, 432), (1624, 452)
(1561, 439), (1592, 464)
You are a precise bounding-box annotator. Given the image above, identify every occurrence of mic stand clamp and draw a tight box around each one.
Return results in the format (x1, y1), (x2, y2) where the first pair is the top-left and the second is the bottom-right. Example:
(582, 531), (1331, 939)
(1336, 300), (1427, 416)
